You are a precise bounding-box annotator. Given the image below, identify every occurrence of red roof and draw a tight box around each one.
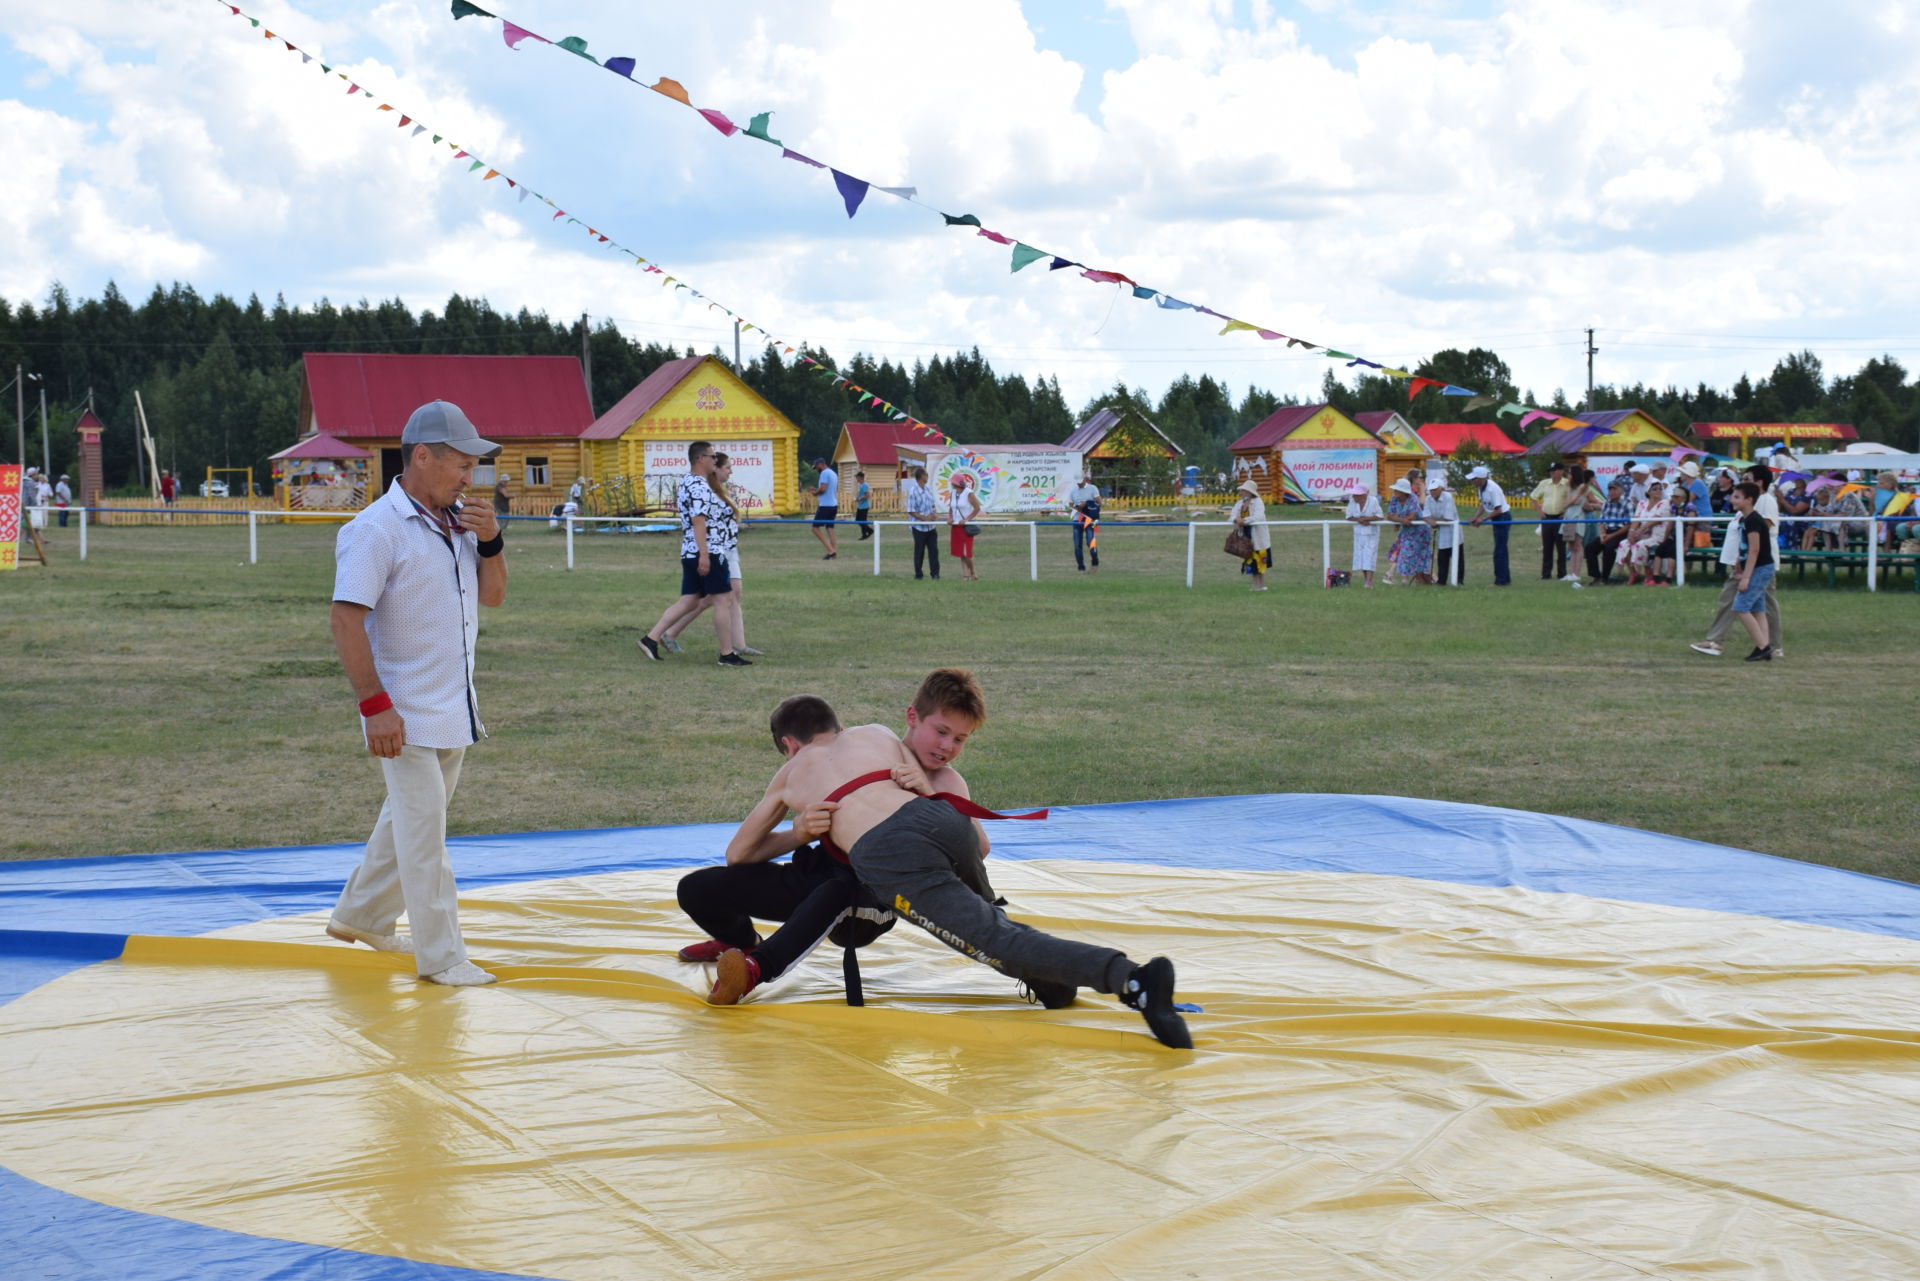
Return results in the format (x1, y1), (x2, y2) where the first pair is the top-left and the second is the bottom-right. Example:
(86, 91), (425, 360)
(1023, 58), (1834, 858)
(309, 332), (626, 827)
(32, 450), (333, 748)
(270, 434), (373, 461)
(840, 421), (948, 464)
(1417, 423), (1526, 455)
(581, 355), (709, 440)
(303, 353), (594, 439)
(1230, 404), (1380, 451)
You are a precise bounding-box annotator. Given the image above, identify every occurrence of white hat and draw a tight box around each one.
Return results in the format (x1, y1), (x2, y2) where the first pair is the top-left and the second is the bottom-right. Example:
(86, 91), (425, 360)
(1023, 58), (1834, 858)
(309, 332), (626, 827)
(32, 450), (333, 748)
(1347, 481), (1369, 493)
(1467, 464), (1491, 480)
(1846, 469), (1863, 482)
(1679, 461), (1701, 477)
(1237, 480), (1259, 495)
(1428, 475), (1450, 490)
(1631, 463), (1651, 475)
(1390, 478), (1413, 494)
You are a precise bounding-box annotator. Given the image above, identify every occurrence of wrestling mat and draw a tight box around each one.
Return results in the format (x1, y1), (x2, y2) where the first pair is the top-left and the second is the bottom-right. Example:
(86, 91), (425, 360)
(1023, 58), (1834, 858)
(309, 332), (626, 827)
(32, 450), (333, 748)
(3, 793), (1917, 1280)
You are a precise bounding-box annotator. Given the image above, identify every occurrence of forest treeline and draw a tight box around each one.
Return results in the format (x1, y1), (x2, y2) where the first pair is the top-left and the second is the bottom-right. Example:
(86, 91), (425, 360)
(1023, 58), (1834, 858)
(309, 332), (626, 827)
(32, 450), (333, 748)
(3, 281), (1916, 491)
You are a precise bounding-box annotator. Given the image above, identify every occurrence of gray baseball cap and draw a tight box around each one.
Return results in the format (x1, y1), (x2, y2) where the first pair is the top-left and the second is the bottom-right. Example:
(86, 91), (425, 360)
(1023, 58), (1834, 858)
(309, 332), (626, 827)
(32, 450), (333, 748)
(401, 400), (500, 457)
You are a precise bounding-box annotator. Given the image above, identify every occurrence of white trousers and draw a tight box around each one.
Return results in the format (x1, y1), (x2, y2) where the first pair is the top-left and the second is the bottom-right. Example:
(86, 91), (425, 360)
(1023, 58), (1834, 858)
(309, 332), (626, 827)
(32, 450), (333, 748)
(333, 745), (468, 976)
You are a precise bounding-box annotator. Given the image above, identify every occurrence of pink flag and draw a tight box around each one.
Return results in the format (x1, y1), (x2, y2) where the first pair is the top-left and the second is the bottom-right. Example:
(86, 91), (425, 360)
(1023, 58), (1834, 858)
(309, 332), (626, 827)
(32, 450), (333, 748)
(697, 108), (738, 136)
(1518, 410), (1555, 428)
(1082, 269), (1135, 286)
(977, 229), (1014, 245)
(502, 21), (546, 49)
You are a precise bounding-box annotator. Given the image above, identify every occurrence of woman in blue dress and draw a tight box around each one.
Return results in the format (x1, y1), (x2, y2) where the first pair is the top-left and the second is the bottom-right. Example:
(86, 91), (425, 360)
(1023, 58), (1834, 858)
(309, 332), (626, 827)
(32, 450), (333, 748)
(1387, 475), (1433, 584)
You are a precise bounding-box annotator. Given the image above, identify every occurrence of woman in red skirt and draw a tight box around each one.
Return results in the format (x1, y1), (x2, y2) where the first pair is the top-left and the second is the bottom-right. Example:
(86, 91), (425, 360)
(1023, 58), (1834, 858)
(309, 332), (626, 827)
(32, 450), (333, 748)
(948, 471), (982, 581)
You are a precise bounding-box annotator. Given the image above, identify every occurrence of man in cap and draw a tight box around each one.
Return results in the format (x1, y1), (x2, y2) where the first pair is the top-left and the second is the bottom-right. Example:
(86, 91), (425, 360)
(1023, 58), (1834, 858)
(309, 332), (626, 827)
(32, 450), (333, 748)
(1627, 462), (1653, 507)
(54, 473), (72, 527)
(326, 400), (508, 986)
(1587, 473), (1633, 584)
(1529, 461), (1571, 580)
(1466, 464), (1511, 585)
(809, 457), (840, 560)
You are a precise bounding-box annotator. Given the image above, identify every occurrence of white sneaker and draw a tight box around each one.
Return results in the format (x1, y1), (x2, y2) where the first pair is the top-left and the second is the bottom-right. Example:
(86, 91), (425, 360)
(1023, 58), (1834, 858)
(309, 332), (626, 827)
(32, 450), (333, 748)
(1562, 573), (1582, 582)
(1689, 641), (1722, 656)
(422, 960), (496, 986)
(1568, 580), (1584, 589)
(327, 921), (415, 954)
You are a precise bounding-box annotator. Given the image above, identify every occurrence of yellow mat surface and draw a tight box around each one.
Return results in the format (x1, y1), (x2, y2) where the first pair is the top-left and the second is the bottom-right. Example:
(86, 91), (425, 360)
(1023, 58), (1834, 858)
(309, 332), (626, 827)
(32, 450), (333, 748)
(2, 859), (1917, 1280)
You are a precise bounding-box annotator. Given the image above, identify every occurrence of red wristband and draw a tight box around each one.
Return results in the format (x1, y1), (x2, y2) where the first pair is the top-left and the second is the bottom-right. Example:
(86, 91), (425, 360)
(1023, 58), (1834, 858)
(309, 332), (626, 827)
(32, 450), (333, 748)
(358, 692), (393, 718)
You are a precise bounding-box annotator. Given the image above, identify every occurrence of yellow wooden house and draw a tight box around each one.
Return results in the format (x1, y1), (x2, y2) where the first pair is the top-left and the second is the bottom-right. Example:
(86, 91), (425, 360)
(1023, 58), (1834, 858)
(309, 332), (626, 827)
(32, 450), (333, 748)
(1230, 404), (1382, 502)
(580, 355), (802, 516)
(1526, 409), (1691, 457)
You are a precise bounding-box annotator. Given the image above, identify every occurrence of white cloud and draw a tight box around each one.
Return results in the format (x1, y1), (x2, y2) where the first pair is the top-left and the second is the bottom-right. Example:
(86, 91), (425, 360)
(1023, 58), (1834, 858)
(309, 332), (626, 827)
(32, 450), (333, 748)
(0, 0), (1917, 412)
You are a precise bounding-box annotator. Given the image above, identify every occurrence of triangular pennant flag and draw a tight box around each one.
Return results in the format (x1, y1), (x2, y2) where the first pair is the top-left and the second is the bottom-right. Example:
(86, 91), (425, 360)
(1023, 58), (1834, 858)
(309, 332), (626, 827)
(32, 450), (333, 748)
(1219, 319), (1259, 335)
(412, 125), (426, 137)
(1048, 258), (1077, 270)
(697, 108), (738, 136)
(283, 41), (295, 52)
(555, 35), (597, 63)
(1324, 350), (1355, 360)
(1381, 367), (1411, 378)
(397, 115), (411, 127)
(604, 56), (636, 79)
(1155, 295), (1193, 310)
(450, 0), (495, 18)
(1257, 330), (1283, 341)
(483, 169), (499, 180)
(877, 186), (916, 199)
(1131, 286), (1157, 299)
(517, 186), (530, 202)
(1286, 338), (1312, 348)
(263, 30), (274, 39)
(942, 212), (981, 227)
(1408, 377), (1445, 400)
(977, 229), (1014, 245)
(300, 52), (311, 63)
(1494, 402), (1528, 420)
(782, 149), (826, 169)
(1009, 243), (1047, 272)
(1464, 395), (1496, 411)
(454, 150), (469, 159)
(468, 159), (485, 172)
(322, 64), (331, 73)
(1345, 357), (1383, 369)
(347, 83), (360, 94)
(1519, 409), (1555, 428)
(1441, 385), (1473, 395)
(378, 104), (394, 113)
(831, 169), (869, 217)
(1082, 269), (1134, 286)
(501, 21), (545, 48)
(745, 112), (780, 144)
(432, 134), (442, 144)
(650, 77), (691, 105)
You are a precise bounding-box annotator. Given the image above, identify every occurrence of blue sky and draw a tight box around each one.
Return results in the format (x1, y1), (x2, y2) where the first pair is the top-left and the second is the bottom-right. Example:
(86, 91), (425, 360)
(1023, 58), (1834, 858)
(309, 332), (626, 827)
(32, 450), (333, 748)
(3, 0), (1918, 411)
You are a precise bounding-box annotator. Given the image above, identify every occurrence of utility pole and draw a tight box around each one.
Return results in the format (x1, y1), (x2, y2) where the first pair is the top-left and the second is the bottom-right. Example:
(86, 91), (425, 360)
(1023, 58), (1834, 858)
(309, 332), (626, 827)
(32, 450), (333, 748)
(39, 385), (49, 477)
(734, 317), (742, 371)
(580, 312), (593, 414)
(1584, 328), (1598, 412)
(13, 364), (22, 469)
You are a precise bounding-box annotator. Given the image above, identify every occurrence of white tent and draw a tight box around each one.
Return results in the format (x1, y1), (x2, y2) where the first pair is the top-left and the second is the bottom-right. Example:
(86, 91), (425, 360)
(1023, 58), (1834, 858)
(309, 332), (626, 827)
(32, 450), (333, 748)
(1789, 452), (1920, 472)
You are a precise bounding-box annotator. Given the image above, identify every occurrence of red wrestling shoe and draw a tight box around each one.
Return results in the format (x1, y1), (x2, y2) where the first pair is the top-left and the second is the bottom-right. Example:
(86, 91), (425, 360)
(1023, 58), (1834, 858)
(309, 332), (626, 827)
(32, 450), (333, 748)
(678, 938), (754, 963)
(708, 949), (762, 1005)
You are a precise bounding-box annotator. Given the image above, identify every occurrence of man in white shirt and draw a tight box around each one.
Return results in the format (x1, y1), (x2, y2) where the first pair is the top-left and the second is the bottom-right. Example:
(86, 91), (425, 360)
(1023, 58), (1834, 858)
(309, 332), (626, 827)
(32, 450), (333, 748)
(905, 466), (940, 580)
(327, 401), (508, 986)
(54, 473), (72, 527)
(1067, 471), (1101, 572)
(1466, 464), (1511, 585)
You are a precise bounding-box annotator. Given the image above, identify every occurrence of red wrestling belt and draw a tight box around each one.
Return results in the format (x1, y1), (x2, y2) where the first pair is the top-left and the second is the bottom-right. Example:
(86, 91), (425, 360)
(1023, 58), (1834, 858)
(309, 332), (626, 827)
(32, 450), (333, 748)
(819, 770), (1049, 862)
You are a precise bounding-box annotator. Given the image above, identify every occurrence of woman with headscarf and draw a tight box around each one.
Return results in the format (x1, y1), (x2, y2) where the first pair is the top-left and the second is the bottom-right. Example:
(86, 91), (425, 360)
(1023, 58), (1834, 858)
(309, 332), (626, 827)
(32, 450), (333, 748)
(1386, 475), (1433, 585)
(1624, 478), (1669, 585)
(1231, 480), (1272, 590)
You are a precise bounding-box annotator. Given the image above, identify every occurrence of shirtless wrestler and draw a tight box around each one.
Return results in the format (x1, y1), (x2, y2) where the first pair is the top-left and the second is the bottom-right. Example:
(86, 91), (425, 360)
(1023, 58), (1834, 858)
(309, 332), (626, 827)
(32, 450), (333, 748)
(712, 669), (1192, 1049)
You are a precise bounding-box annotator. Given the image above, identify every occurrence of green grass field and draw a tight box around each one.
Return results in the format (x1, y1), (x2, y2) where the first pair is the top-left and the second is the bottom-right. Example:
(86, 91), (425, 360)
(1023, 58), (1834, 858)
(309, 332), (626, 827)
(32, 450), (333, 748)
(2, 513), (1913, 882)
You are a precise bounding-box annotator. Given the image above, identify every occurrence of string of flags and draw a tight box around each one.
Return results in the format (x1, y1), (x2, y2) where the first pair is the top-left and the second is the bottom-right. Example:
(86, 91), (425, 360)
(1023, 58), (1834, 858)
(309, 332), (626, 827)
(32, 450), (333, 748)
(202, 0), (989, 455)
(442, 1), (1591, 430)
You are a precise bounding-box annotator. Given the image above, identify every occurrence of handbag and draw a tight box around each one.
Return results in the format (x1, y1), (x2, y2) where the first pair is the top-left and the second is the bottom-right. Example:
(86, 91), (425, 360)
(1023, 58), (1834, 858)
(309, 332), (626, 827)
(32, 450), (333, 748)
(1224, 528), (1254, 559)
(963, 523), (981, 537)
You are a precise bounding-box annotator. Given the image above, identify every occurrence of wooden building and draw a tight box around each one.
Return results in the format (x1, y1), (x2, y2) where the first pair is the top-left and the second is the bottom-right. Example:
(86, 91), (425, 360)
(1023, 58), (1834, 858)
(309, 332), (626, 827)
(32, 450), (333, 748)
(580, 355), (801, 516)
(830, 421), (949, 511)
(1061, 406), (1183, 488)
(299, 352), (595, 508)
(1356, 410), (1435, 496)
(1229, 404), (1381, 503)
(1691, 422), (1858, 456)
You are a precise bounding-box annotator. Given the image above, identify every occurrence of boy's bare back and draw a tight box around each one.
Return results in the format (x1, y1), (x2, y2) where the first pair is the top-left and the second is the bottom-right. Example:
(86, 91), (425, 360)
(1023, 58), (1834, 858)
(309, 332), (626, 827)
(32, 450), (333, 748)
(778, 725), (923, 852)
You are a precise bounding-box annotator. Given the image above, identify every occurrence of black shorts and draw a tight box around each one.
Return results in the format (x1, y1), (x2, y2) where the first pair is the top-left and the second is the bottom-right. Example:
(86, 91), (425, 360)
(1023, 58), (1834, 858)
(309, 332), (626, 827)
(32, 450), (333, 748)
(680, 554), (732, 597)
(813, 505), (838, 528)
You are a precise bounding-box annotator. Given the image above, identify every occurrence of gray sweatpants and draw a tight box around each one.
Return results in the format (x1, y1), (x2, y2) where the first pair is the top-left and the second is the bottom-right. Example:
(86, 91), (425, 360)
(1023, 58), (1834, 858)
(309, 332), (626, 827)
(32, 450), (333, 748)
(849, 798), (1133, 994)
(1703, 574), (1781, 648)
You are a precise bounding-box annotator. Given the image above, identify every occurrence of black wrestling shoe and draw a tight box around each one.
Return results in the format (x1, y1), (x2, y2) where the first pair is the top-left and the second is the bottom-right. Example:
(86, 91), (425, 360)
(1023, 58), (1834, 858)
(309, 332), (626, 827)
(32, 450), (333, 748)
(637, 635), (662, 661)
(1743, 646), (1772, 662)
(1119, 957), (1191, 1049)
(717, 652), (753, 667)
(1019, 978), (1078, 1009)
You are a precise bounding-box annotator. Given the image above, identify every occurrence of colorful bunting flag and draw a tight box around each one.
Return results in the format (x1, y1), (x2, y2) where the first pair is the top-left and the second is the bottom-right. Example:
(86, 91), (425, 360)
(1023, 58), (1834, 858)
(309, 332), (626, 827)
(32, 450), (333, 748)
(697, 108), (737, 136)
(782, 149), (826, 169)
(1009, 243), (1046, 272)
(942, 213), (981, 227)
(1495, 402), (1528, 420)
(978, 230), (1014, 246)
(501, 21), (543, 48)
(649, 77), (690, 105)
(745, 112), (780, 144)
(1409, 377), (1445, 400)
(554, 35), (596, 63)
(450, 0), (495, 18)
(605, 56), (635, 79)
(831, 170), (868, 218)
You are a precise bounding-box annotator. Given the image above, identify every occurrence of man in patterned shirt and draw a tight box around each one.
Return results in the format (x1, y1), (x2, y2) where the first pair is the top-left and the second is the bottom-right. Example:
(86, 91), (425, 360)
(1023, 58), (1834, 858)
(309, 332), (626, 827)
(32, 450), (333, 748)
(640, 441), (750, 666)
(1586, 473), (1633, 585)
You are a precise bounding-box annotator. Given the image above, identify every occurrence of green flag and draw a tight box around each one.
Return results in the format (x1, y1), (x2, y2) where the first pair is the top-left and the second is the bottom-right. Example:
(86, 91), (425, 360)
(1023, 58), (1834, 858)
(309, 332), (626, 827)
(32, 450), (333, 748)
(1009, 243), (1046, 272)
(555, 35), (597, 63)
(745, 112), (781, 145)
(449, 0), (495, 18)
